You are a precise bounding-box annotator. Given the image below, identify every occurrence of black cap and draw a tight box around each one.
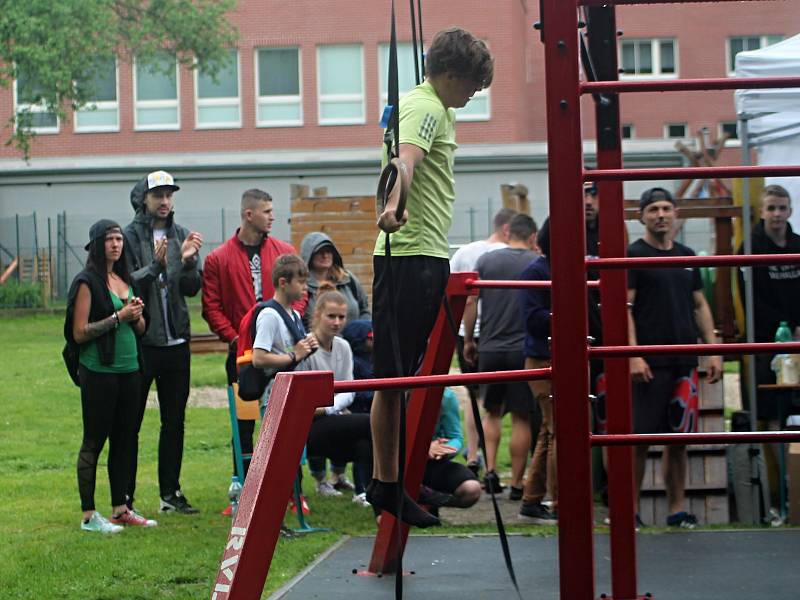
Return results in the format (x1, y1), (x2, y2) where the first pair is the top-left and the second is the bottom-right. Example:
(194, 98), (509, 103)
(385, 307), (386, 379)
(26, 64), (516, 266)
(639, 187), (675, 211)
(85, 219), (122, 251)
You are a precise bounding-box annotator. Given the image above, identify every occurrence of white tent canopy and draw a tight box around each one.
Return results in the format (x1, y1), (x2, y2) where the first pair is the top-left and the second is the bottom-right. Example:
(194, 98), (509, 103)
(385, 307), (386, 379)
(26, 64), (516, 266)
(735, 33), (800, 231)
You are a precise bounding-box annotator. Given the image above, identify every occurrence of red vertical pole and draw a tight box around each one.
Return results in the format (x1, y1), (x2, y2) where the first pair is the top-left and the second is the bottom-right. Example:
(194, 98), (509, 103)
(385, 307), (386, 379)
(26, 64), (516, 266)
(368, 272), (474, 573)
(211, 372), (333, 600)
(586, 6), (640, 599)
(541, 1), (596, 599)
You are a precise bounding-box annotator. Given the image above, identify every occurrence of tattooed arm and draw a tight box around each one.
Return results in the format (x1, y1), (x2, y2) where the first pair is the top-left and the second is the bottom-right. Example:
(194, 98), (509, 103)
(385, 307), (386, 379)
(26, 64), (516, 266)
(72, 284), (144, 344)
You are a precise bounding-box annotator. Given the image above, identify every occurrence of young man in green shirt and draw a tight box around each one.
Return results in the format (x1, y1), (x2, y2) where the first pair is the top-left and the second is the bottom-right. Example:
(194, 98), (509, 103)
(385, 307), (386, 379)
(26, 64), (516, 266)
(367, 27), (493, 527)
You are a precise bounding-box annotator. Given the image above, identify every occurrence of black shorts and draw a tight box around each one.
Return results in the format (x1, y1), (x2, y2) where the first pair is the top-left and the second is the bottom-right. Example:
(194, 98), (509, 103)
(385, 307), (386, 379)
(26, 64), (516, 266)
(478, 350), (535, 414)
(422, 458), (477, 494)
(372, 255), (450, 378)
(633, 365), (698, 434)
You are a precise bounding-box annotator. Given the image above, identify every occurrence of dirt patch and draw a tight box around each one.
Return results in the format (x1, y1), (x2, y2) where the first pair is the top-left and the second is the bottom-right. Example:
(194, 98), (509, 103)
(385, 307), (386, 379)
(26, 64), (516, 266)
(145, 386), (228, 410)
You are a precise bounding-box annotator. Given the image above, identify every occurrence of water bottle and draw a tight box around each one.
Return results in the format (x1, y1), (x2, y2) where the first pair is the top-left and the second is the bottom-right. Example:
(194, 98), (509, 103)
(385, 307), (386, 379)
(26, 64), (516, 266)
(772, 321), (795, 384)
(228, 475), (243, 518)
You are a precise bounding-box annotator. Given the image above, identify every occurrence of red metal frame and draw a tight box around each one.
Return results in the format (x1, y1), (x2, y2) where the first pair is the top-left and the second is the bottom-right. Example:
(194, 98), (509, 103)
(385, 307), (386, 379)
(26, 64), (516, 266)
(542, 1), (598, 598)
(366, 272), (472, 573)
(467, 278), (600, 289)
(334, 366), (552, 393)
(581, 76), (800, 93)
(589, 254), (800, 269)
(593, 432), (800, 447)
(587, 165), (800, 181)
(211, 372), (333, 600)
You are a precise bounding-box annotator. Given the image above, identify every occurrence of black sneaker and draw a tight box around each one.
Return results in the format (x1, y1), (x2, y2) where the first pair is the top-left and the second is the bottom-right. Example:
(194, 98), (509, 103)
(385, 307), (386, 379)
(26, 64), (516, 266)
(518, 502), (558, 525)
(467, 460), (482, 478)
(417, 485), (453, 508)
(508, 486), (523, 501)
(160, 490), (199, 514)
(666, 511), (697, 529)
(483, 471), (504, 494)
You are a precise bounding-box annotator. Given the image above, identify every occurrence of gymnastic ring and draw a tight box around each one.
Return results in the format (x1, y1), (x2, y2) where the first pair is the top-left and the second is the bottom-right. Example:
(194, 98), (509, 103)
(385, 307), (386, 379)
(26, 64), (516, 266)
(376, 156), (409, 222)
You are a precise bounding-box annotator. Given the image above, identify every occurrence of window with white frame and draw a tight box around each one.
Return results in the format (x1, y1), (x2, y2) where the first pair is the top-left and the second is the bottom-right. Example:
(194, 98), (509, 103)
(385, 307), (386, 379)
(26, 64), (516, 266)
(378, 43), (419, 109)
(456, 88), (490, 121)
(196, 50), (240, 129)
(620, 39), (676, 77)
(134, 54), (179, 130)
(621, 124), (634, 139)
(727, 35), (783, 75)
(720, 121), (739, 140)
(14, 70), (58, 133)
(317, 44), (365, 125)
(664, 123), (688, 139)
(256, 47), (302, 127)
(75, 58), (119, 132)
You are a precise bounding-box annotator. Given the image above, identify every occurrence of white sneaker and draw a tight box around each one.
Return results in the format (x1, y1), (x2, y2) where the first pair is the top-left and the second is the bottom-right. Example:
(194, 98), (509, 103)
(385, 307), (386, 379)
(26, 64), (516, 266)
(316, 480), (343, 497)
(81, 511), (123, 534)
(352, 492), (371, 508)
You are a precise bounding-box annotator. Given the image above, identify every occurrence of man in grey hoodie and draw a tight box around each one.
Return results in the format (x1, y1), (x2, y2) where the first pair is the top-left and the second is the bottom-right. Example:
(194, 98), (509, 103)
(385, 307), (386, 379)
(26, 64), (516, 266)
(124, 170), (203, 515)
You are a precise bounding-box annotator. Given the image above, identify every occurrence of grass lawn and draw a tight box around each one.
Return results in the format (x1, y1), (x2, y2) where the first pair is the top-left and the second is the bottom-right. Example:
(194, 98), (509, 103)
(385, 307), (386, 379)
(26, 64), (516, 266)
(0, 312), (531, 599)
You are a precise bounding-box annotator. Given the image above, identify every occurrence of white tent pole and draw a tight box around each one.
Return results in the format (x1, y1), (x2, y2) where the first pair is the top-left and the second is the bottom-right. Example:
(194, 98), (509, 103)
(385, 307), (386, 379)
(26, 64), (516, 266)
(741, 116), (764, 524)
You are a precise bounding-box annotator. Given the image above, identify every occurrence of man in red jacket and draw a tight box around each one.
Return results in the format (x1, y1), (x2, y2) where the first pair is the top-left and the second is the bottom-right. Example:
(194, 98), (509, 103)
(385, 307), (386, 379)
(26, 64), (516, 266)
(202, 189), (303, 487)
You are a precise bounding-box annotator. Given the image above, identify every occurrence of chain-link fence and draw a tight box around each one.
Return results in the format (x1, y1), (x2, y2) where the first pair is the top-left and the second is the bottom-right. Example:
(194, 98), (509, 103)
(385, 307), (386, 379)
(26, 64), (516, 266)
(0, 196), (505, 301)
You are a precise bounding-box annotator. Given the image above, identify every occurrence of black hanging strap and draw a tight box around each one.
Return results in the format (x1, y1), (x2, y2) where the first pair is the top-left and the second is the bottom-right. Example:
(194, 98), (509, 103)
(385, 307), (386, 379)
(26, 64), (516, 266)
(441, 296), (524, 600)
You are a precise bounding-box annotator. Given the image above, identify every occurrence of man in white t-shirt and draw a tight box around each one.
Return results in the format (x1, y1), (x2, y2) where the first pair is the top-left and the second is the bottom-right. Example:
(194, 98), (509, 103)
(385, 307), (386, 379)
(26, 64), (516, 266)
(449, 207), (516, 475)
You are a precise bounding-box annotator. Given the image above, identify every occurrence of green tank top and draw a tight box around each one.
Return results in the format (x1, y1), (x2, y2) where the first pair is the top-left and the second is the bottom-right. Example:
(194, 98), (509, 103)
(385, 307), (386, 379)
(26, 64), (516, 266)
(79, 288), (139, 373)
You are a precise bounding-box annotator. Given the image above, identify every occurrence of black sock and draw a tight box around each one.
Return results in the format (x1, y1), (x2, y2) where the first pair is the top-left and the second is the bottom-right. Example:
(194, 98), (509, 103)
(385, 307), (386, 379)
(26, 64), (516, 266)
(366, 480), (440, 529)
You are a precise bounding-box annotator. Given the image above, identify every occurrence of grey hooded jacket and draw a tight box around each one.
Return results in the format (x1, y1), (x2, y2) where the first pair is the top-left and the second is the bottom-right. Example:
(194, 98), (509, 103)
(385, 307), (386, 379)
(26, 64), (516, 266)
(299, 231), (370, 327)
(124, 177), (201, 347)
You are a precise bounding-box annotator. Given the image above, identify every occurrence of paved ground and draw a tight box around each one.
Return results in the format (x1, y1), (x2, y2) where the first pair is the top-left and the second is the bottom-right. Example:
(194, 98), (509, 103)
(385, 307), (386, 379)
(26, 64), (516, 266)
(269, 529), (800, 600)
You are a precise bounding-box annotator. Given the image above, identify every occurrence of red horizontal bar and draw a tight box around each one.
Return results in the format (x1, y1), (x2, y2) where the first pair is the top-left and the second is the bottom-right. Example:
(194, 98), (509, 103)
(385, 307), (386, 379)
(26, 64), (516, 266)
(580, 0), (774, 5)
(587, 254), (800, 270)
(591, 431), (800, 447)
(333, 367), (552, 393)
(590, 341), (800, 359)
(587, 165), (800, 182)
(466, 278), (600, 289)
(581, 76), (800, 94)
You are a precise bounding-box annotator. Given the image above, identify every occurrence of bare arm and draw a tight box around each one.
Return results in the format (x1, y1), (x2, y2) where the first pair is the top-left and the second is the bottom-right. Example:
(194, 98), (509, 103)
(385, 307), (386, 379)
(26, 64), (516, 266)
(462, 295), (479, 365)
(627, 288), (653, 383)
(693, 290), (722, 383)
(377, 143), (426, 233)
(72, 284), (144, 344)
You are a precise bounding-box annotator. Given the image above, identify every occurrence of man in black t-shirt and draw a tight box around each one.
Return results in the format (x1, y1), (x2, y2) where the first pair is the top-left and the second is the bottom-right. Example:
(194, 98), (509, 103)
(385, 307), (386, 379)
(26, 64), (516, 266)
(628, 187), (722, 529)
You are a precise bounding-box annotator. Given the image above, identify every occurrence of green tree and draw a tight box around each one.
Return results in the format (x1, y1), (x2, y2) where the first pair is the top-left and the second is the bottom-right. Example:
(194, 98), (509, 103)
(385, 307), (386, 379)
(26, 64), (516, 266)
(0, 0), (238, 158)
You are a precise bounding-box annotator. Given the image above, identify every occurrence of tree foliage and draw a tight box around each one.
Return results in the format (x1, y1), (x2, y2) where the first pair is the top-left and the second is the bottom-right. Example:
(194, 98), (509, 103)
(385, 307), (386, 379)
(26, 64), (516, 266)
(0, 0), (238, 157)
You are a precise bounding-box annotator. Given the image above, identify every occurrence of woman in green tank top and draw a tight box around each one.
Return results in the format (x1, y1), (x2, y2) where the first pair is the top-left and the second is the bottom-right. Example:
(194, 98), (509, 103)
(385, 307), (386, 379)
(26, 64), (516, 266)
(67, 219), (155, 533)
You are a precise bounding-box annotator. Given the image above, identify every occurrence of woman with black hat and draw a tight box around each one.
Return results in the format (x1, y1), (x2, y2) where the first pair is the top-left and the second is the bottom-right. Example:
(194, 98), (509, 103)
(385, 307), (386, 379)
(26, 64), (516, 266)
(65, 220), (154, 533)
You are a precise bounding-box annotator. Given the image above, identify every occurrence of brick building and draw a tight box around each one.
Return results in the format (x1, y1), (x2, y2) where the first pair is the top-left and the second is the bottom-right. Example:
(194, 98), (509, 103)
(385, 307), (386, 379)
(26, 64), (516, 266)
(1, 1), (797, 278)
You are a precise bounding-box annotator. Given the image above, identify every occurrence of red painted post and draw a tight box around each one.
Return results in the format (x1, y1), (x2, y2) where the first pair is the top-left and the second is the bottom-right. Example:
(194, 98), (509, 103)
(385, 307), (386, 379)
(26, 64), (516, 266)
(368, 272), (474, 573)
(542, 1), (597, 598)
(587, 5), (640, 598)
(210, 371), (333, 600)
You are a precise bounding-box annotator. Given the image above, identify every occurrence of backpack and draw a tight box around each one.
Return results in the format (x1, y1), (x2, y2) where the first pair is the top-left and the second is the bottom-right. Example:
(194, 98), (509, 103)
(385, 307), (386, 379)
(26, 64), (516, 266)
(236, 299), (307, 400)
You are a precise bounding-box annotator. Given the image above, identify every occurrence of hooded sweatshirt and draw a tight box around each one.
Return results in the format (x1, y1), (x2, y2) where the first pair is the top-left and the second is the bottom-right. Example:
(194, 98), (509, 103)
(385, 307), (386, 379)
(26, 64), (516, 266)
(299, 232), (370, 326)
(738, 220), (800, 342)
(124, 177), (201, 346)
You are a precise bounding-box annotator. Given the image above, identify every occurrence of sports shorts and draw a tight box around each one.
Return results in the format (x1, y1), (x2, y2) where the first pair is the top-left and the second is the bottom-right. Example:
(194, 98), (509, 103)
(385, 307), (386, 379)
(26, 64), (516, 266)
(372, 255), (450, 378)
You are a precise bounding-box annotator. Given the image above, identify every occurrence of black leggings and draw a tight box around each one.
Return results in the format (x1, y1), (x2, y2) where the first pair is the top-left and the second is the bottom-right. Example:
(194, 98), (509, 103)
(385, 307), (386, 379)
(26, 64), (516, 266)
(77, 366), (140, 511)
(306, 413), (372, 491)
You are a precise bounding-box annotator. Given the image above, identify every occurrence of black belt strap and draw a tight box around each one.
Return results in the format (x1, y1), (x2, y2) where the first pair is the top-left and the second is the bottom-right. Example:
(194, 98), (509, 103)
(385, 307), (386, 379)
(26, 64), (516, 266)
(442, 296), (524, 600)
